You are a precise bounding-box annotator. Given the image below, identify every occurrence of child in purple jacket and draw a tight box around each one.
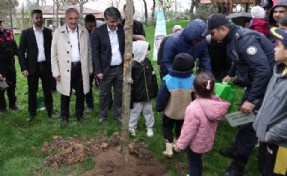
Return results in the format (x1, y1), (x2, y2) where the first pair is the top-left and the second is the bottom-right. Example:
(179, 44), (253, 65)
(174, 72), (230, 176)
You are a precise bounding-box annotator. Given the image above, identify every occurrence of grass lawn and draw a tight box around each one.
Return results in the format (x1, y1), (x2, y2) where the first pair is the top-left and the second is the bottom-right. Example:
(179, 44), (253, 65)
(0, 21), (260, 176)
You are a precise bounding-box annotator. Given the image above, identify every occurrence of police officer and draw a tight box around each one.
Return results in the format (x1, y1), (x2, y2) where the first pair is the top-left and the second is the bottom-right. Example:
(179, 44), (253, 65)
(202, 13), (275, 176)
(0, 17), (18, 113)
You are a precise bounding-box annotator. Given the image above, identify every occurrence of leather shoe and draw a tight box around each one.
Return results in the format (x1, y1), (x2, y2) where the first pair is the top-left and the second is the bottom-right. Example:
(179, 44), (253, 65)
(98, 118), (106, 124)
(77, 115), (84, 123)
(115, 117), (122, 123)
(220, 169), (242, 176)
(61, 116), (69, 126)
(48, 112), (56, 118)
(27, 115), (35, 122)
(10, 104), (18, 110)
(219, 147), (235, 159)
(0, 108), (7, 113)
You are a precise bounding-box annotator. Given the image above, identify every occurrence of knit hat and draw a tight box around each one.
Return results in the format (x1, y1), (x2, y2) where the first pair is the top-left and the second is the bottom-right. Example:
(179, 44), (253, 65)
(172, 25), (182, 33)
(172, 53), (195, 71)
(251, 6), (265, 19)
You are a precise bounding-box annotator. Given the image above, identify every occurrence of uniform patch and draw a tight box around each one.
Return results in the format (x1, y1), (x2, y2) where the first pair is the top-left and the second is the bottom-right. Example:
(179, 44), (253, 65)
(246, 46), (257, 55)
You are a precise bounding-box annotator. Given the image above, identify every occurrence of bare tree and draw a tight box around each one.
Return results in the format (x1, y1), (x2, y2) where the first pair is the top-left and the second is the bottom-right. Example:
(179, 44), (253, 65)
(74, 0), (89, 25)
(142, 0), (148, 24)
(190, 0), (200, 15)
(151, 0), (156, 25)
(121, 0), (134, 163)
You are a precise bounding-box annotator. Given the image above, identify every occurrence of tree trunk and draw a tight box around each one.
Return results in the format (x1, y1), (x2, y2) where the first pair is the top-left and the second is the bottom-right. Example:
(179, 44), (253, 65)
(121, 0), (134, 163)
(143, 0), (148, 24)
(152, 0), (156, 25)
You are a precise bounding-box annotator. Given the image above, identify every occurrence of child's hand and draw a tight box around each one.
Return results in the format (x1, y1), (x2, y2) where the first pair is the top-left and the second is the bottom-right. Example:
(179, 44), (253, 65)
(173, 145), (181, 152)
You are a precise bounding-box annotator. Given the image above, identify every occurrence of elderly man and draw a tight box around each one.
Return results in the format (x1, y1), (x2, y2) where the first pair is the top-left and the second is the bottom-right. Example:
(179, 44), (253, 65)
(92, 7), (124, 124)
(0, 17), (18, 113)
(268, 0), (287, 27)
(51, 8), (92, 126)
(19, 9), (54, 122)
(203, 13), (275, 176)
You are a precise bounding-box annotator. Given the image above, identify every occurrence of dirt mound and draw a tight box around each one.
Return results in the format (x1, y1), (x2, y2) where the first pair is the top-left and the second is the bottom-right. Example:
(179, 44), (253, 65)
(39, 133), (167, 176)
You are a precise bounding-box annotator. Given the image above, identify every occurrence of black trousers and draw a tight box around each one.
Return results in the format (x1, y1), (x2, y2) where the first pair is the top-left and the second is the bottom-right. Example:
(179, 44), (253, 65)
(258, 142), (286, 176)
(27, 61), (53, 116)
(162, 114), (184, 143)
(85, 75), (94, 109)
(227, 88), (262, 172)
(0, 58), (16, 110)
(61, 63), (84, 118)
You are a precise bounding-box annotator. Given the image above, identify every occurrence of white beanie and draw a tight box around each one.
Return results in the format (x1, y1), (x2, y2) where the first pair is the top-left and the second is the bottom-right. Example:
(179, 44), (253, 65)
(251, 6), (265, 19)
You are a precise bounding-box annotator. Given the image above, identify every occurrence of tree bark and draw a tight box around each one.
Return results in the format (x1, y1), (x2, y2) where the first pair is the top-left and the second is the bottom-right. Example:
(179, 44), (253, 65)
(121, 0), (134, 163)
(190, 0), (195, 15)
(143, 0), (148, 24)
(152, 0), (156, 25)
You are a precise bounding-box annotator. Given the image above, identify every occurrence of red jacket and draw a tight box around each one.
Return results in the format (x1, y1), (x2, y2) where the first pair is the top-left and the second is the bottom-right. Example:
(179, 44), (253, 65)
(249, 18), (270, 36)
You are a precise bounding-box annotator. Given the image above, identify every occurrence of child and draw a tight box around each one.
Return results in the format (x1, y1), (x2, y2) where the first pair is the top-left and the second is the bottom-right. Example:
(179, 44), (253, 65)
(129, 40), (158, 137)
(253, 27), (287, 176)
(249, 5), (270, 36)
(156, 53), (195, 158)
(174, 72), (230, 176)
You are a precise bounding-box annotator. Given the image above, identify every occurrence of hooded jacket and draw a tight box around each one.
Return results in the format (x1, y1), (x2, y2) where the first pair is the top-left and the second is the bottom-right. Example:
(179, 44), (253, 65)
(160, 19), (211, 76)
(268, 0), (287, 27)
(253, 63), (287, 147)
(131, 41), (158, 104)
(176, 96), (230, 153)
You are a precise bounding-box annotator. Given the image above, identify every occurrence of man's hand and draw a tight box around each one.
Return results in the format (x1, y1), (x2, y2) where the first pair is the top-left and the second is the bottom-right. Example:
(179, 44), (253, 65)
(222, 75), (235, 83)
(0, 74), (5, 81)
(22, 70), (29, 77)
(240, 101), (255, 114)
(96, 73), (104, 80)
(54, 75), (61, 81)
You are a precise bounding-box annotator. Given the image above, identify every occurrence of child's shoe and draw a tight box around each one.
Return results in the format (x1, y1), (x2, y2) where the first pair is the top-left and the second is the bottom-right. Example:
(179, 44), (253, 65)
(163, 140), (173, 158)
(146, 128), (154, 137)
(129, 128), (136, 136)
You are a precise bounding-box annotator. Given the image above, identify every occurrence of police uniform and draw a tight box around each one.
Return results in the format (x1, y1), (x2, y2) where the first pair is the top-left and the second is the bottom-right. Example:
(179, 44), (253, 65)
(223, 24), (275, 174)
(0, 28), (18, 112)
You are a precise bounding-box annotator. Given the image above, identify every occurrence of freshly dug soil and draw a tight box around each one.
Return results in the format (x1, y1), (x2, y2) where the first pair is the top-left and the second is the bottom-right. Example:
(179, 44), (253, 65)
(38, 133), (167, 176)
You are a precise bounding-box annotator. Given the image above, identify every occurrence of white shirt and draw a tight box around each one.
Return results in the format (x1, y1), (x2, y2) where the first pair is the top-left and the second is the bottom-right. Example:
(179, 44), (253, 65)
(33, 25), (45, 62)
(67, 26), (80, 62)
(107, 26), (122, 66)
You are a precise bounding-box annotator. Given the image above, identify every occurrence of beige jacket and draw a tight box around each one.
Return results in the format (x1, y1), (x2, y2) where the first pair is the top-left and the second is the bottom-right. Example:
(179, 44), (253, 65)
(51, 24), (92, 96)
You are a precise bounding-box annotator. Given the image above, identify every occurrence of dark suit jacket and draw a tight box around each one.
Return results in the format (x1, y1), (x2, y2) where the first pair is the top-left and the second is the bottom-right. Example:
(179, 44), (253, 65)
(18, 27), (52, 75)
(92, 24), (125, 76)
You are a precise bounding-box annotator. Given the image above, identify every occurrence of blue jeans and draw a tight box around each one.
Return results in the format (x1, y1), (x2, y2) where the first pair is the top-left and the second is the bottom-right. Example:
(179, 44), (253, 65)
(187, 147), (202, 176)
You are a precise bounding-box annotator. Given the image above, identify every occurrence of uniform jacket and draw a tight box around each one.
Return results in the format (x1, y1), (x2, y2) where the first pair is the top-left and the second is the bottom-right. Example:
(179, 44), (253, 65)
(92, 24), (125, 76)
(51, 24), (93, 96)
(18, 27), (52, 75)
(160, 19), (211, 76)
(156, 68), (195, 120)
(176, 96), (230, 153)
(131, 41), (158, 103)
(225, 25), (275, 103)
(253, 63), (287, 147)
(0, 28), (18, 76)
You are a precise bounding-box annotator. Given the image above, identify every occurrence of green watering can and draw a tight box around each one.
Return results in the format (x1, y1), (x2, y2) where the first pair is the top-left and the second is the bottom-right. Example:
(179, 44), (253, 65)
(214, 82), (235, 112)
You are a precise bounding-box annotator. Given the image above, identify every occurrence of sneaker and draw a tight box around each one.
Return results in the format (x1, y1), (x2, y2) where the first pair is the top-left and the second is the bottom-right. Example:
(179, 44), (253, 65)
(129, 128), (136, 136)
(146, 128), (154, 137)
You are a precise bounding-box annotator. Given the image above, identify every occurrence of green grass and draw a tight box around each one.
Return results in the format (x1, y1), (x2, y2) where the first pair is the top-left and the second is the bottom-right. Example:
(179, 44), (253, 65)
(0, 21), (260, 176)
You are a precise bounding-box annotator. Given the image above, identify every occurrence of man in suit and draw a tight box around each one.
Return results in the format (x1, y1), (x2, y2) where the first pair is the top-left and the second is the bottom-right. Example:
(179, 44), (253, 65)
(92, 7), (124, 124)
(51, 8), (92, 126)
(19, 9), (54, 122)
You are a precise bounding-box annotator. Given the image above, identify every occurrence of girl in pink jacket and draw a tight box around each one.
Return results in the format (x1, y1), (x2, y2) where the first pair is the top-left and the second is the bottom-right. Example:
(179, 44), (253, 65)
(174, 72), (230, 176)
